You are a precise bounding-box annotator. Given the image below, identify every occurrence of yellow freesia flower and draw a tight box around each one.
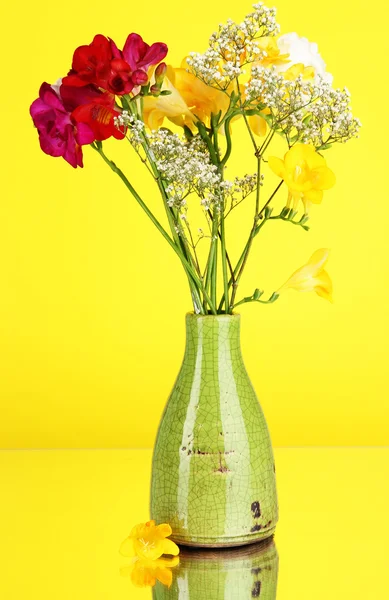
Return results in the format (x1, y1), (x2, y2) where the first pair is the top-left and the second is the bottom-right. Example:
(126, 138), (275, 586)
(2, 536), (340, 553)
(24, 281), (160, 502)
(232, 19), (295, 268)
(257, 37), (290, 68)
(268, 144), (336, 213)
(120, 520), (180, 561)
(278, 248), (333, 302)
(142, 63), (230, 131)
(283, 63), (315, 81)
(120, 556), (180, 588)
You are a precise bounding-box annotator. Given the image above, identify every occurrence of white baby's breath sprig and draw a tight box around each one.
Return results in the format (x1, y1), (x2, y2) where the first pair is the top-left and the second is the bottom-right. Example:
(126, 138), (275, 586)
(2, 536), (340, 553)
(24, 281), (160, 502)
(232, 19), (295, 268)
(114, 111), (145, 148)
(245, 68), (360, 148)
(187, 2), (279, 89)
(147, 131), (221, 209)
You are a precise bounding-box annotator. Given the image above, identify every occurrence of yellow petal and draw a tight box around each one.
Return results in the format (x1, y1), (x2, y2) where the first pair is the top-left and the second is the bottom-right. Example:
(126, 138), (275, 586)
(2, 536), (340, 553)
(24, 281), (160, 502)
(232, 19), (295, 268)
(156, 523), (172, 538)
(155, 567), (174, 588)
(249, 114), (267, 137)
(133, 539), (164, 560)
(283, 63), (305, 81)
(311, 166), (336, 190)
(314, 270), (333, 302)
(119, 537), (134, 557)
(284, 144), (319, 171)
(268, 156), (285, 179)
(162, 538), (180, 556)
(307, 248), (330, 271)
(303, 189), (323, 204)
(302, 66), (315, 81)
(131, 565), (156, 588)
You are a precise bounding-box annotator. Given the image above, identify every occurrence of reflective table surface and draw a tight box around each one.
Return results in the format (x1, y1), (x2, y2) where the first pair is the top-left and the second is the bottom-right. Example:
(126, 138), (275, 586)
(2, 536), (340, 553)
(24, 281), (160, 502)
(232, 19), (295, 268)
(1, 448), (388, 598)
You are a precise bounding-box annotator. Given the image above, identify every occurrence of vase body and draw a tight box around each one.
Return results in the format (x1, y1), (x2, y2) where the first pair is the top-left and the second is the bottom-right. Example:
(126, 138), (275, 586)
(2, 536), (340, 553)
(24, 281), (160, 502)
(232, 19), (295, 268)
(153, 538), (278, 599)
(150, 314), (278, 547)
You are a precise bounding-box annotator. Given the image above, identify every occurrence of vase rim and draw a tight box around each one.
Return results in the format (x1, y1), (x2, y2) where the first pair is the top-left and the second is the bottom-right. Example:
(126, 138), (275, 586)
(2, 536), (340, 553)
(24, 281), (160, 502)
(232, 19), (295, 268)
(186, 312), (240, 319)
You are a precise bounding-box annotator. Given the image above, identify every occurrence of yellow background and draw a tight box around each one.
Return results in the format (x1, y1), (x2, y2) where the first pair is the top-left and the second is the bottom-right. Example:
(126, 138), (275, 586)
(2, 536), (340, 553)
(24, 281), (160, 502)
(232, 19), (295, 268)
(0, 0), (388, 448)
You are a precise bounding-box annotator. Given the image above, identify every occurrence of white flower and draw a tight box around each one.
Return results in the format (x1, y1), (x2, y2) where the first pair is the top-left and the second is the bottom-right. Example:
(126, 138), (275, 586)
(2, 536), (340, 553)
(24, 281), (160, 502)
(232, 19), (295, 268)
(276, 33), (333, 84)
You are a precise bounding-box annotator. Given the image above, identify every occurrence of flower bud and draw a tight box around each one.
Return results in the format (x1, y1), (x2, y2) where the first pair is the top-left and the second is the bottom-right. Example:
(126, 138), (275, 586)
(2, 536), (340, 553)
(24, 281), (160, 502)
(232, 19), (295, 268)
(150, 84), (160, 96)
(155, 62), (167, 86)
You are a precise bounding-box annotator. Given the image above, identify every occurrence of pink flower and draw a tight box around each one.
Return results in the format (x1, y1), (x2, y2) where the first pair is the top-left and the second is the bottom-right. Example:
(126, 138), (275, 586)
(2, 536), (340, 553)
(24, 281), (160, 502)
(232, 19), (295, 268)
(30, 83), (94, 168)
(120, 33), (167, 84)
(30, 82), (126, 168)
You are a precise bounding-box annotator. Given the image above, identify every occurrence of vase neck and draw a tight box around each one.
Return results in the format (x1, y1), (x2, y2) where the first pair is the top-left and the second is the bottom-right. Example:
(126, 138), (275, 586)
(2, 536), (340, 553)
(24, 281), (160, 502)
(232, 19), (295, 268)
(184, 314), (242, 365)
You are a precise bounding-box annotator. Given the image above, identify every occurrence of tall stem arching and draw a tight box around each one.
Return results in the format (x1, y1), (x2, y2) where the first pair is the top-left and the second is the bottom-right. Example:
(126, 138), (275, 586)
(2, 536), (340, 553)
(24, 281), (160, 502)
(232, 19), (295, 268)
(211, 113), (230, 314)
(124, 96), (208, 313)
(92, 143), (217, 314)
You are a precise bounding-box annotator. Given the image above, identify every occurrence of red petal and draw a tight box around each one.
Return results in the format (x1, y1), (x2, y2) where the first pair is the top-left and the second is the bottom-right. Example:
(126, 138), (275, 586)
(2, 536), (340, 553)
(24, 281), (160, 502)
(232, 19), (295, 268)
(122, 33), (149, 70)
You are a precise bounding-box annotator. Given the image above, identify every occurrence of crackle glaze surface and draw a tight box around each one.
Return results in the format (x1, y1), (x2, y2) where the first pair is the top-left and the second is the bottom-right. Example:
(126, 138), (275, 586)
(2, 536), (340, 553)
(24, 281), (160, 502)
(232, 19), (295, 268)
(153, 538), (278, 599)
(150, 314), (278, 547)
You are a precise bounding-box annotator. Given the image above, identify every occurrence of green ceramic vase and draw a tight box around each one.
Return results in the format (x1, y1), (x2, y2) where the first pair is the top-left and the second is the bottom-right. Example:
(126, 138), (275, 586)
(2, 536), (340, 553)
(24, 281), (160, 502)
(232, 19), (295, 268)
(153, 538), (279, 599)
(150, 314), (278, 547)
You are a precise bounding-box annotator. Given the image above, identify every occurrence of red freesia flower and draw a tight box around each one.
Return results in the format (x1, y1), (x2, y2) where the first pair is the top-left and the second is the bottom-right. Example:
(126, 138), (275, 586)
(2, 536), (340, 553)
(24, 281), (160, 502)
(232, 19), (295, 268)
(30, 83), (95, 168)
(60, 84), (125, 141)
(63, 34), (113, 89)
(63, 33), (168, 95)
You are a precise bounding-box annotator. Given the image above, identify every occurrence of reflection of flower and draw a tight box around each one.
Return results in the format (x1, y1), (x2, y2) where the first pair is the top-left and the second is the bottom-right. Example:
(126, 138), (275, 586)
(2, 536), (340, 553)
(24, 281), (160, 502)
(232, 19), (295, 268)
(268, 144), (335, 213)
(278, 248), (333, 302)
(121, 556), (180, 588)
(120, 520), (180, 560)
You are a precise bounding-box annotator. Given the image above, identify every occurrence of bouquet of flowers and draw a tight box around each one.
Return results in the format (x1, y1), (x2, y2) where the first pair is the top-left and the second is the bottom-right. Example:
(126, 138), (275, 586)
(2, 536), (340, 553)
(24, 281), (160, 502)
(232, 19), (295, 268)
(30, 2), (360, 316)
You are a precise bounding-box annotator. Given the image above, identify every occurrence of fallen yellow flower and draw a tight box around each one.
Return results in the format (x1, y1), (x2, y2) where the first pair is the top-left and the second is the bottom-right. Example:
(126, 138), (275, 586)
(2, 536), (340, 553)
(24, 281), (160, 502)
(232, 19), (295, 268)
(120, 520), (180, 561)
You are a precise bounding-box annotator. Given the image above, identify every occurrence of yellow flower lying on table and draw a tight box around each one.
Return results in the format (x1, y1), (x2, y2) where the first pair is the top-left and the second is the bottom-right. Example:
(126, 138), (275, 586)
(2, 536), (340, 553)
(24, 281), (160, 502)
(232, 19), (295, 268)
(268, 144), (336, 213)
(120, 520), (180, 560)
(121, 556), (180, 588)
(278, 248), (333, 302)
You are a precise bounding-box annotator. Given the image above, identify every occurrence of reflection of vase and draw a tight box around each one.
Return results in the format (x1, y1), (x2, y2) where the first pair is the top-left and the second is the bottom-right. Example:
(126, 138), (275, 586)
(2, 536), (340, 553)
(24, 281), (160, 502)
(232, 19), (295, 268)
(153, 538), (278, 599)
(150, 314), (278, 547)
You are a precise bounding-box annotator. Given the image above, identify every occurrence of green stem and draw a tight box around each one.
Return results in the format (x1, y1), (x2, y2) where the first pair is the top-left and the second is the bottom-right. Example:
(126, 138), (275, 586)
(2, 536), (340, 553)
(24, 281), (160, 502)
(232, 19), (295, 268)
(217, 182), (284, 312)
(232, 292), (280, 309)
(220, 207), (230, 313)
(126, 101), (206, 310)
(92, 143), (217, 314)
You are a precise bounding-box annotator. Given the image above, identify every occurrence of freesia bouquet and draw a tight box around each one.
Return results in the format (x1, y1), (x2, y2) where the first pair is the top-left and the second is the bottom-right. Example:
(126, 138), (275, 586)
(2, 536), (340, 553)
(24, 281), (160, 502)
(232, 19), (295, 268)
(30, 3), (360, 315)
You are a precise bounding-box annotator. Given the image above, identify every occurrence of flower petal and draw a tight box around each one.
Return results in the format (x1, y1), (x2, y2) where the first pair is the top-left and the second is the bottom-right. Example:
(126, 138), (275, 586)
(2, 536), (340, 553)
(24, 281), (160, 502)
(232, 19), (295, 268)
(311, 166), (336, 190)
(307, 248), (330, 270)
(156, 523), (172, 538)
(268, 156), (285, 178)
(303, 188), (323, 204)
(314, 269), (333, 302)
(155, 567), (173, 588)
(162, 538), (180, 556)
(249, 114), (267, 137)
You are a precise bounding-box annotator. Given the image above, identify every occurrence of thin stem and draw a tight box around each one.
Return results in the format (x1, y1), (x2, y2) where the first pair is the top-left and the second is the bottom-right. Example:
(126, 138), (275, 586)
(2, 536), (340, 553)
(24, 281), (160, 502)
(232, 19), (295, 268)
(232, 292), (279, 309)
(92, 143), (217, 314)
(220, 206), (230, 313)
(217, 181), (285, 312)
